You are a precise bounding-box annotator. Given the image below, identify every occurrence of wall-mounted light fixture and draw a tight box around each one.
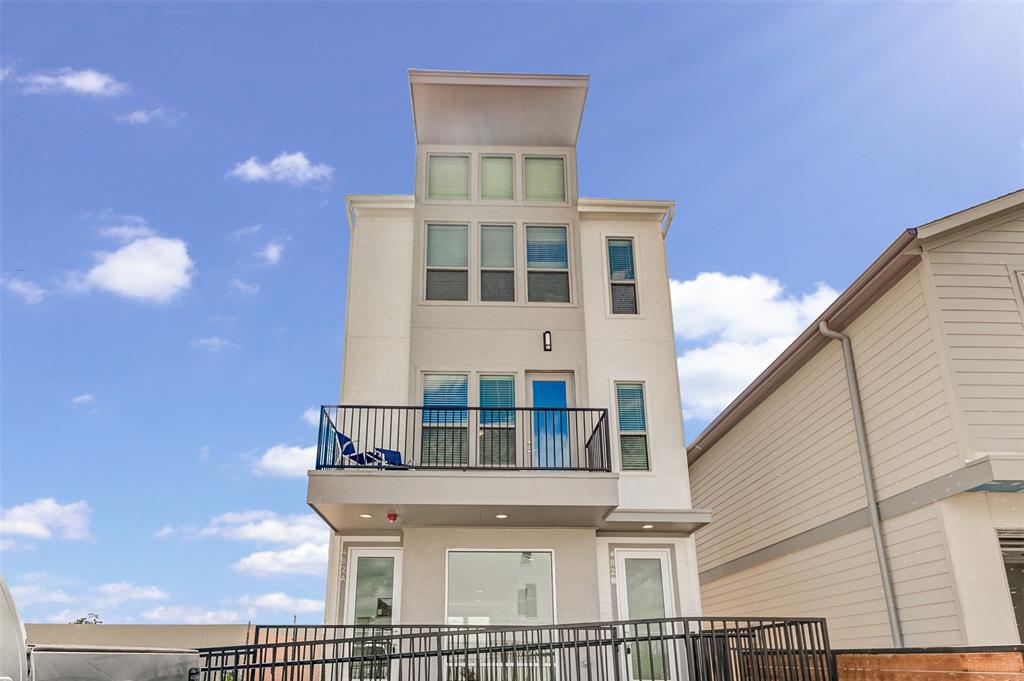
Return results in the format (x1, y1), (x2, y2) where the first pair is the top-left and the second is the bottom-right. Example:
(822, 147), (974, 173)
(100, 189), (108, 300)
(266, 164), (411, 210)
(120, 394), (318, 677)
(543, 330), (552, 352)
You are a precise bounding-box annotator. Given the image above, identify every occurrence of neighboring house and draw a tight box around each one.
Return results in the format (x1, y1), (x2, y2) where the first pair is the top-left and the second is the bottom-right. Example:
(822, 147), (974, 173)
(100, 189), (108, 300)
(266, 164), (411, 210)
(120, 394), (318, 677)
(308, 70), (709, 627)
(688, 190), (1024, 649)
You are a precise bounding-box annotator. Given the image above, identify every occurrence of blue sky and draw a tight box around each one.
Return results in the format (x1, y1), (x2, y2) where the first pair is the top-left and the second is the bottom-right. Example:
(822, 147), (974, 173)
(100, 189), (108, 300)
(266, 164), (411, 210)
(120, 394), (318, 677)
(1, 2), (1021, 625)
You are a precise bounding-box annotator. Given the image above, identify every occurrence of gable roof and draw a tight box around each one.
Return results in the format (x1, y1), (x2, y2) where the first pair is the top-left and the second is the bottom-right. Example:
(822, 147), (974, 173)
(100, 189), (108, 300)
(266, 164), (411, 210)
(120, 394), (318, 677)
(687, 188), (1024, 464)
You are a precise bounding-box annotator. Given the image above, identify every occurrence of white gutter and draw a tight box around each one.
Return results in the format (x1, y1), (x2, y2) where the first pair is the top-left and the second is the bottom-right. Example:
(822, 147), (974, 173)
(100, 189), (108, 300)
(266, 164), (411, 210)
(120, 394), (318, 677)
(818, 320), (904, 647)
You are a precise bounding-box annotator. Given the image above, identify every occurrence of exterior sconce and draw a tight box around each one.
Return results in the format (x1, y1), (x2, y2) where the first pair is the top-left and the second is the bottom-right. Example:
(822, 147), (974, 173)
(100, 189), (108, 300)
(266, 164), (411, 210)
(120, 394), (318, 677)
(543, 331), (552, 352)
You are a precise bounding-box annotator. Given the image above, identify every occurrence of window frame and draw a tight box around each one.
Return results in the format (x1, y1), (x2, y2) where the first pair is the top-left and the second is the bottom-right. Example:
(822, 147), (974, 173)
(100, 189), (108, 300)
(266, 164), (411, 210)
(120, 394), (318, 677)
(479, 223), (517, 303)
(615, 381), (650, 472)
(479, 154), (516, 202)
(606, 236), (640, 315)
(425, 153), (472, 202)
(523, 155), (569, 205)
(525, 223), (573, 305)
(444, 548), (557, 625)
(424, 222), (471, 302)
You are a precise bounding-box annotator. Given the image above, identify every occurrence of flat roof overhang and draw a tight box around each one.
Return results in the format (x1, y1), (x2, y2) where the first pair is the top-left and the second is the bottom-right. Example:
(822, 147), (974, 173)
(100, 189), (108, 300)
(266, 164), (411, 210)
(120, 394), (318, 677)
(308, 469), (619, 531)
(409, 69), (589, 147)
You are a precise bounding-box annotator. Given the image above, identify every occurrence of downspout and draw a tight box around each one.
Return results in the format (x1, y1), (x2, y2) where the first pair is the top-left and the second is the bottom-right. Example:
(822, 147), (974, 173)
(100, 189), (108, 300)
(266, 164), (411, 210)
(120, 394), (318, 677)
(818, 320), (904, 647)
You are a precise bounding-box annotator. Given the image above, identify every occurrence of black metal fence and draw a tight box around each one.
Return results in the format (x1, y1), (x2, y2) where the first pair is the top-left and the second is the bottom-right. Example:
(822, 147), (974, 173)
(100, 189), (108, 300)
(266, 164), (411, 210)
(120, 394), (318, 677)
(316, 406), (611, 472)
(192, 617), (835, 681)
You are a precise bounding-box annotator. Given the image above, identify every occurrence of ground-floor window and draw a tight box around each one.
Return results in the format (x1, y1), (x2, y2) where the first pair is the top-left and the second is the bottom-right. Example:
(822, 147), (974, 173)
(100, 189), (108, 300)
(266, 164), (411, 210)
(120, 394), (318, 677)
(999, 531), (1024, 640)
(446, 550), (555, 625)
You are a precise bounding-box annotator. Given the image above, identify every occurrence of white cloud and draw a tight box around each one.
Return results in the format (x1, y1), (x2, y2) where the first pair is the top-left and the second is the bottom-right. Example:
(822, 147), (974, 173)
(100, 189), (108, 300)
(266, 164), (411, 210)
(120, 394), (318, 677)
(153, 525), (174, 539)
(0, 66), (12, 82)
(229, 278), (259, 295)
(227, 152), (333, 186)
(11, 584), (75, 606)
(96, 582), (169, 607)
(143, 605), (241, 624)
(671, 273), (837, 421)
(260, 241), (284, 265)
(239, 592), (321, 614)
(115, 108), (184, 127)
(229, 224), (262, 239)
(71, 393), (95, 405)
(0, 498), (91, 541)
(301, 407), (321, 426)
(199, 510), (325, 545)
(2, 276), (47, 304)
(190, 336), (236, 352)
(20, 68), (126, 96)
(71, 236), (194, 303)
(253, 444), (315, 477)
(234, 542), (328, 576)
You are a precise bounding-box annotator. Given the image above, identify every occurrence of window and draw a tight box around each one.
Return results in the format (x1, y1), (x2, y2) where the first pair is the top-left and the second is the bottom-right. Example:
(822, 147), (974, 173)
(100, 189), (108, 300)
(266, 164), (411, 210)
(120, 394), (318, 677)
(524, 157), (566, 202)
(481, 155), (514, 200)
(447, 550), (554, 625)
(616, 383), (648, 470)
(422, 374), (469, 466)
(426, 224), (469, 301)
(1000, 532), (1024, 640)
(427, 155), (470, 200)
(608, 238), (638, 314)
(480, 375), (516, 466)
(479, 225), (515, 302)
(526, 226), (570, 303)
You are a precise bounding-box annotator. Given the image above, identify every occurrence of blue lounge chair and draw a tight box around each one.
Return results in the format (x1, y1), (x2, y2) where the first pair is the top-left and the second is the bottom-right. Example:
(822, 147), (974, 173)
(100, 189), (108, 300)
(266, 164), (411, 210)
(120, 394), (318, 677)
(335, 433), (404, 468)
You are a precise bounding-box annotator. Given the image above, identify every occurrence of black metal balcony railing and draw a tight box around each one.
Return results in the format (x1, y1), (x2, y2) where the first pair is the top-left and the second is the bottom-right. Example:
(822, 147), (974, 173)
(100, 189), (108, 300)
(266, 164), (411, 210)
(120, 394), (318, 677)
(192, 617), (836, 681)
(316, 405), (611, 472)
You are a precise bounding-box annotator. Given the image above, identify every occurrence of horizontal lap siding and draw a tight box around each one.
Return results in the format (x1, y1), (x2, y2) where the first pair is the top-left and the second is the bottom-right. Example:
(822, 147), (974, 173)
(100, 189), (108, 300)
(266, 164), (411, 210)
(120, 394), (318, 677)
(926, 212), (1024, 454)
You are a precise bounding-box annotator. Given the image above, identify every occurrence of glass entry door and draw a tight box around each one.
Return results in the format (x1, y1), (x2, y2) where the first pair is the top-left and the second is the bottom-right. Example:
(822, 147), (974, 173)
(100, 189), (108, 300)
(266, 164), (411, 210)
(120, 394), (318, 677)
(344, 548), (402, 626)
(527, 372), (574, 468)
(615, 549), (675, 680)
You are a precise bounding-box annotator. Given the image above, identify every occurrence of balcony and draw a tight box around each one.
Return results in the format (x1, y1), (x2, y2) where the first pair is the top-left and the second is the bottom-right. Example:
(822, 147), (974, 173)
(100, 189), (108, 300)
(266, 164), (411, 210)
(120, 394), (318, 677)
(308, 405), (620, 531)
(316, 405), (611, 472)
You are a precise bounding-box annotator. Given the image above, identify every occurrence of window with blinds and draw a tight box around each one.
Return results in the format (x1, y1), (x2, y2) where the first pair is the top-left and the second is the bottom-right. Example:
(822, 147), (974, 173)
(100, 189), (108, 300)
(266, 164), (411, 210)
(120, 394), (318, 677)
(480, 375), (516, 466)
(481, 156), (514, 200)
(426, 224), (468, 301)
(616, 383), (648, 471)
(422, 374), (469, 466)
(427, 155), (470, 200)
(608, 238), (638, 314)
(526, 226), (570, 303)
(480, 225), (515, 302)
(524, 157), (566, 202)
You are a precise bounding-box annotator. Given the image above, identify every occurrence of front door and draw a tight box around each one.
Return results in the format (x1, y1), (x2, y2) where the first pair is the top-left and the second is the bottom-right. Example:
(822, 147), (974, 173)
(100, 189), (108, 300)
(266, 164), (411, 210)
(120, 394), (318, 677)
(527, 372), (574, 468)
(615, 549), (675, 680)
(344, 548), (402, 626)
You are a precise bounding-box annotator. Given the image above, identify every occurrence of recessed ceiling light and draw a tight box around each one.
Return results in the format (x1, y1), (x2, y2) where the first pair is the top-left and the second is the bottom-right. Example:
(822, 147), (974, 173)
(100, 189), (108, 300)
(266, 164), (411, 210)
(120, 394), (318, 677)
(641, 524), (654, 529)
(359, 514), (374, 519)
(495, 514), (509, 519)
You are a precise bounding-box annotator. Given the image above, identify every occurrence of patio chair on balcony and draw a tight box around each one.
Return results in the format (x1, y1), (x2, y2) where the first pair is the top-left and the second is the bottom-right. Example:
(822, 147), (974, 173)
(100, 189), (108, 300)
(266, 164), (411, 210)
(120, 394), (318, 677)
(334, 432), (405, 469)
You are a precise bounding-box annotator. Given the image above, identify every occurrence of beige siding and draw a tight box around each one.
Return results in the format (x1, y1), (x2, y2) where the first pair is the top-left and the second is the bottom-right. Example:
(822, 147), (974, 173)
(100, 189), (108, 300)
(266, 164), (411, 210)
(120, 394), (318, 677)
(691, 263), (960, 572)
(700, 505), (963, 649)
(924, 211), (1024, 454)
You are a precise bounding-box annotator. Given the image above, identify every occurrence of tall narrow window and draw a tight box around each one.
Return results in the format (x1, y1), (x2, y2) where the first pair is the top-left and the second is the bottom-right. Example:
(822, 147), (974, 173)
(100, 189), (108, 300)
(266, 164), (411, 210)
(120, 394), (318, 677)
(427, 155), (470, 200)
(524, 157), (566, 202)
(526, 226), (570, 303)
(616, 383), (648, 471)
(426, 224), (468, 301)
(480, 375), (516, 466)
(480, 225), (515, 302)
(422, 374), (469, 466)
(608, 238), (638, 314)
(481, 156), (514, 200)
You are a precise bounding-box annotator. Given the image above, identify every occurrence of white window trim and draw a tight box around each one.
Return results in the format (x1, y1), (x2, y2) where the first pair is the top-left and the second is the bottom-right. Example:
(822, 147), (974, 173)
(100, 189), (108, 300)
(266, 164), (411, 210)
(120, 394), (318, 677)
(479, 154), (516, 202)
(524, 223), (575, 306)
(424, 152), (472, 203)
(423, 222), (471, 303)
(444, 548), (558, 625)
(613, 379), (652, 474)
(604, 235), (643, 317)
(343, 547), (404, 625)
(522, 154), (570, 206)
